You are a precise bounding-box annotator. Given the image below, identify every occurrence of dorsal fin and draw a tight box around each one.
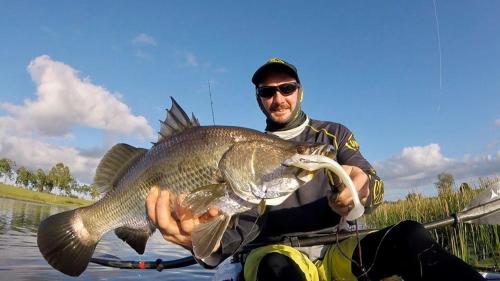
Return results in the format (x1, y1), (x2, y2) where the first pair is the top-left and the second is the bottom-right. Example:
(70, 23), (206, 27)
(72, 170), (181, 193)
(93, 143), (147, 194)
(157, 97), (200, 143)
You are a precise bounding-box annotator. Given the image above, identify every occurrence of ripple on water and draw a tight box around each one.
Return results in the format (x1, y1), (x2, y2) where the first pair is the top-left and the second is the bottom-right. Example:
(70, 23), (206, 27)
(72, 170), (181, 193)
(0, 198), (215, 280)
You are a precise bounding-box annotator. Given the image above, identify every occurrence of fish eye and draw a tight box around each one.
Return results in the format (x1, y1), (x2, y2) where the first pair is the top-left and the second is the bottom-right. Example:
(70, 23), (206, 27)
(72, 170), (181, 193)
(296, 145), (307, 154)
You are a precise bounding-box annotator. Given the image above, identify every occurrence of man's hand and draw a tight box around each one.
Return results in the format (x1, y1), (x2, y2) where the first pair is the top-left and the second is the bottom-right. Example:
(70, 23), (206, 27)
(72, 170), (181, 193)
(146, 186), (219, 250)
(328, 165), (369, 217)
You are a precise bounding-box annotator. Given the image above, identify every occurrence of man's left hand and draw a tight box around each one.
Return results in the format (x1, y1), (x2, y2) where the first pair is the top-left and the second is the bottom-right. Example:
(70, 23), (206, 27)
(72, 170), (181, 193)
(328, 165), (369, 217)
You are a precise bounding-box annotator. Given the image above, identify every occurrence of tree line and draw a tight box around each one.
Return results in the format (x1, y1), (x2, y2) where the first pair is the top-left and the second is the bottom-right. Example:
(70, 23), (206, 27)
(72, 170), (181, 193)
(405, 172), (493, 201)
(0, 158), (99, 200)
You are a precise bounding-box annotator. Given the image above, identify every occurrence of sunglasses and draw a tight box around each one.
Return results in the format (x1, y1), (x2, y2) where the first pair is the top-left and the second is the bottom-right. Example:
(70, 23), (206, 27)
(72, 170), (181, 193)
(256, 82), (300, 98)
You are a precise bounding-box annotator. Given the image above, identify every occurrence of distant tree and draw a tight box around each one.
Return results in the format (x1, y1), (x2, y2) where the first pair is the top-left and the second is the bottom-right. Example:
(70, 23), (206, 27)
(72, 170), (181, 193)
(15, 166), (35, 189)
(34, 169), (50, 192)
(68, 178), (80, 197)
(77, 184), (100, 200)
(406, 192), (423, 201)
(89, 184), (100, 200)
(459, 182), (472, 193)
(48, 163), (72, 195)
(0, 158), (15, 182)
(435, 172), (455, 195)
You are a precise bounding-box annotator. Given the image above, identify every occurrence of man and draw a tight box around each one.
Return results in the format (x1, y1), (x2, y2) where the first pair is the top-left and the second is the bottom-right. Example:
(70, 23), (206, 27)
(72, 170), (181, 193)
(147, 58), (485, 280)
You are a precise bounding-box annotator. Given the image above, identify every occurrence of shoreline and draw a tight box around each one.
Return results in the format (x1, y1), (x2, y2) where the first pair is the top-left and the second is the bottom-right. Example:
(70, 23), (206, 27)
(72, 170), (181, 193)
(0, 183), (92, 207)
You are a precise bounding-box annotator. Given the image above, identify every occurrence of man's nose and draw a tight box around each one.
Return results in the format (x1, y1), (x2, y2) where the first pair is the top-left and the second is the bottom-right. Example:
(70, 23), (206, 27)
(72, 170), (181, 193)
(273, 91), (286, 103)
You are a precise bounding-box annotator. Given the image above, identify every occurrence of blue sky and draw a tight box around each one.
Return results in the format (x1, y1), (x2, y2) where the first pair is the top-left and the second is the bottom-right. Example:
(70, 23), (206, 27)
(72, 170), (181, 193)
(0, 1), (498, 200)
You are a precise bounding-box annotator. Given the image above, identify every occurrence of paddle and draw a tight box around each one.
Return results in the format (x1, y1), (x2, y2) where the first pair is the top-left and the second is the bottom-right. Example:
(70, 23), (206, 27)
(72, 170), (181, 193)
(90, 182), (500, 270)
(270, 181), (500, 248)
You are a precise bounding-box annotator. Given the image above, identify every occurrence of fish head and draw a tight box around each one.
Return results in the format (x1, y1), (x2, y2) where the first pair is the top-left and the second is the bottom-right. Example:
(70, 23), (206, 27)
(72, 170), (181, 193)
(243, 143), (336, 206)
(291, 143), (336, 183)
(295, 142), (336, 158)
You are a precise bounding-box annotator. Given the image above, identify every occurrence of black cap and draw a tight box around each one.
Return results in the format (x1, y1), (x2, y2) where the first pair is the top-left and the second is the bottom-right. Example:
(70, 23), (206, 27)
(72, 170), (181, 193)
(252, 57), (300, 86)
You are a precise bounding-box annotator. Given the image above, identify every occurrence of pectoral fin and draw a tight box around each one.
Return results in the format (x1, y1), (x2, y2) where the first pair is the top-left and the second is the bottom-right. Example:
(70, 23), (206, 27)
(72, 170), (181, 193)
(182, 183), (226, 215)
(114, 223), (156, 255)
(191, 213), (231, 259)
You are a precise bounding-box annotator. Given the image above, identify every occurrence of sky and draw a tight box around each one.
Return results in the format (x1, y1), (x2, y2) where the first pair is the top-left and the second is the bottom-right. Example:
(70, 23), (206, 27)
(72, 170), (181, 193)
(0, 1), (498, 200)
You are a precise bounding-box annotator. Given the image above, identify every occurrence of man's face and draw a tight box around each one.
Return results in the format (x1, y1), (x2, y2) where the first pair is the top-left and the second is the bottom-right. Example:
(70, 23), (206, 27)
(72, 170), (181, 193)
(257, 72), (299, 124)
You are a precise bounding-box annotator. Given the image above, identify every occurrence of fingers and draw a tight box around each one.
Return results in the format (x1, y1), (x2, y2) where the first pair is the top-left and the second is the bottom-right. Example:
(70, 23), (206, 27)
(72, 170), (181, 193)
(208, 207), (220, 217)
(146, 186), (160, 225)
(329, 165), (369, 216)
(145, 186), (222, 248)
(156, 190), (177, 234)
(328, 190), (352, 216)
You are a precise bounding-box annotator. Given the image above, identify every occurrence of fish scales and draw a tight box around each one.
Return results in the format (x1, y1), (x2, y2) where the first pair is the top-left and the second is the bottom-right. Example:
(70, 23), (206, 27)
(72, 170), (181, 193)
(74, 127), (283, 241)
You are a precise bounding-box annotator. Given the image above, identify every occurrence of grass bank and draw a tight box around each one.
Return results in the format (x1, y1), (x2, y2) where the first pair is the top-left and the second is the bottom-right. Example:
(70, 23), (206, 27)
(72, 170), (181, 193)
(0, 183), (92, 207)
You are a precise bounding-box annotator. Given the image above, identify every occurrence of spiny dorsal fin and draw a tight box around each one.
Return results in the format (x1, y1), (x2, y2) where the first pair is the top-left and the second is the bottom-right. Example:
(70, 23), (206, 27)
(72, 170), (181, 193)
(157, 97), (200, 143)
(93, 143), (147, 194)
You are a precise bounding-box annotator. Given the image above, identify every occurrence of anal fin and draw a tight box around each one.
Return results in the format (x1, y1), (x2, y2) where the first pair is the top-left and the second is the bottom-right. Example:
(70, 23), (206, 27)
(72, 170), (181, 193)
(191, 214), (231, 259)
(115, 223), (155, 255)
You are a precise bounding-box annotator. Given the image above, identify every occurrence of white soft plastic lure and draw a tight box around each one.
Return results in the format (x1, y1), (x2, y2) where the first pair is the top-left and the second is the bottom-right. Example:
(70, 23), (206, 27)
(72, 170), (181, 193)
(283, 154), (365, 221)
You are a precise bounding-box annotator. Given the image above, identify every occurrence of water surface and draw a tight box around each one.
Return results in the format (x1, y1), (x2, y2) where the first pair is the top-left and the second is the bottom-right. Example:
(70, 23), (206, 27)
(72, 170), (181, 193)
(0, 197), (214, 280)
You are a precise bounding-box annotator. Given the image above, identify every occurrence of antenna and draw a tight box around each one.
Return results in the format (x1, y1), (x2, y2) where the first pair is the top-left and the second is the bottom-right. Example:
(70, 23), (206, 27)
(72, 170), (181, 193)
(208, 80), (215, 125)
(432, 0), (443, 112)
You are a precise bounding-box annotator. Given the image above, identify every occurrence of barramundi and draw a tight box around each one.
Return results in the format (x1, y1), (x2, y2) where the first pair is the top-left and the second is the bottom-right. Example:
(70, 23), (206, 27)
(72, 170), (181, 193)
(37, 98), (335, 276)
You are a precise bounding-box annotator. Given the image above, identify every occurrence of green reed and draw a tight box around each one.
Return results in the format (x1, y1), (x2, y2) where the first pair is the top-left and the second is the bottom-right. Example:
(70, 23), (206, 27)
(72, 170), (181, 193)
(365, 178), (500, 267)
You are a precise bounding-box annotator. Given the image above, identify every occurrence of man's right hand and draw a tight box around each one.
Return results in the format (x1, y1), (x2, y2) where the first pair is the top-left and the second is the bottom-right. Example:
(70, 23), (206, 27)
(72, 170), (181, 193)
(146, 186), (220, 250)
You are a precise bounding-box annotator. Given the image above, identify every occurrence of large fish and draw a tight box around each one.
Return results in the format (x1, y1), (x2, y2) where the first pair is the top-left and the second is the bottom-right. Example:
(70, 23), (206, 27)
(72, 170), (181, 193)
(37, 98), (335, 276)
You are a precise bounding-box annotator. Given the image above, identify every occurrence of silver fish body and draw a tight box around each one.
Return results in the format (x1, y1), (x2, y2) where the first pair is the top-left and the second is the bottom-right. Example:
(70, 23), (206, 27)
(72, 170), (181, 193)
(37, 99), (335, 276)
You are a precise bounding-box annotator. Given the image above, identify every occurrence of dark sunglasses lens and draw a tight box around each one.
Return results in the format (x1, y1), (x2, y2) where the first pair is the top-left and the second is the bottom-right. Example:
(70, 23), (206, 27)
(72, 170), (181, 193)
(257, 87), (277, 98)
(278, 83), (299, 95)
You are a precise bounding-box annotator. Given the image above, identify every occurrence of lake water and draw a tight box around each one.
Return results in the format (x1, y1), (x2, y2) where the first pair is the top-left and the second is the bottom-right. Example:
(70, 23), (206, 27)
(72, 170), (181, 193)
(0, 197), (214, 280)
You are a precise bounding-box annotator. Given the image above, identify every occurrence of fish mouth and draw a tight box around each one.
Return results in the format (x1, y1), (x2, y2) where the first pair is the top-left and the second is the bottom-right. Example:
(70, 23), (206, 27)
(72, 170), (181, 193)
(310, 144), (336, 158)
(297, 169), (316, 183)
(250, 187), (297, 206)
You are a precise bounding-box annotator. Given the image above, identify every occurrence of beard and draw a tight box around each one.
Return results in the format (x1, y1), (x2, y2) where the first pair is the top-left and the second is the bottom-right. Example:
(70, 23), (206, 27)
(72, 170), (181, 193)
(269, 102), (291, 112)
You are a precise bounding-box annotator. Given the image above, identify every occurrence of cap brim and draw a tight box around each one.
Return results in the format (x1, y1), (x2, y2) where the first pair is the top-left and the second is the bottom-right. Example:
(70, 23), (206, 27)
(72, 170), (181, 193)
(252, 63), (299, 85)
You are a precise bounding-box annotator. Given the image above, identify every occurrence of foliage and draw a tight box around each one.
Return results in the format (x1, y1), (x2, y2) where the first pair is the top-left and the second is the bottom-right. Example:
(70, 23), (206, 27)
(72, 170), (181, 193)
(15, 166), (35, 189)
(459, 182), (472, 193)
(4, 158), (99, 200)
(405, 192), (423, 201)
(366, 176), (500, 266)
(78, 184), (100, 200)
(34, 169), (53, 192)
(435, 172), (455, 195)
(48, 163), (73, 196)
(0, 158), (16, 182)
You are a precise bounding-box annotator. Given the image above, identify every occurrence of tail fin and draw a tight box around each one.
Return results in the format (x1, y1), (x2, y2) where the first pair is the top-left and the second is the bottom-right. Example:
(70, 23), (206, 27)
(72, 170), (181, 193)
(37, 209), (98, 276)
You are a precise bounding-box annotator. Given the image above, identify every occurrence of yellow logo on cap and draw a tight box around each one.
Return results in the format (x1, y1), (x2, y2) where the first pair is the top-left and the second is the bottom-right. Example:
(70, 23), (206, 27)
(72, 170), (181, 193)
(268, 57), (285, 64)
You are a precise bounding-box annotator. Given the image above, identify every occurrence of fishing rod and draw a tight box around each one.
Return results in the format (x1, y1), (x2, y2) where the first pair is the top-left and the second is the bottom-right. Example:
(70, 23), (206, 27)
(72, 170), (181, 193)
(90, 183), (500, 271)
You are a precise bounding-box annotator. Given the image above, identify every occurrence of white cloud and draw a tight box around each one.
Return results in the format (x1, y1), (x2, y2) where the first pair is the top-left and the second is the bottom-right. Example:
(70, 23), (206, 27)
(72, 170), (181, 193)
(0, 55), (154, 138)
(132, 33), (157, 46)
(375, 144), (500, 199)
(0, 55), (155, 183)
(0, 134), (100, 183)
